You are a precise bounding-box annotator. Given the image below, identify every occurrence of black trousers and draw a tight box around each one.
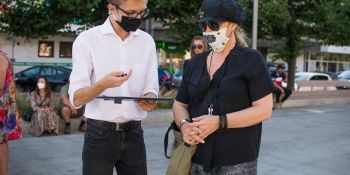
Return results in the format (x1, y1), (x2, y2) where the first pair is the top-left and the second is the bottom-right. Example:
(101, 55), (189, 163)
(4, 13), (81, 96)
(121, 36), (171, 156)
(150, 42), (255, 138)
(82, 119), (147, 175)
(273, 87), (292, 103)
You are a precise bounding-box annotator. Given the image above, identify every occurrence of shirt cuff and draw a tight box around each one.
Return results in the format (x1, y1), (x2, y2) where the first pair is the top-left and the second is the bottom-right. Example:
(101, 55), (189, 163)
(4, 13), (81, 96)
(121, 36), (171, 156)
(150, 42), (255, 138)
(142, 89), (158, 98)
(69, 89), (83, 109)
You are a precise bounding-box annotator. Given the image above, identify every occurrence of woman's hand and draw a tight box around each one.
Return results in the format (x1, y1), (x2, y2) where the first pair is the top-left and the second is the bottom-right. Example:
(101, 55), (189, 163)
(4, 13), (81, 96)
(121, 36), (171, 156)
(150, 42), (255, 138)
(191, 115), (220, 140)
(181, 123), (205, 145)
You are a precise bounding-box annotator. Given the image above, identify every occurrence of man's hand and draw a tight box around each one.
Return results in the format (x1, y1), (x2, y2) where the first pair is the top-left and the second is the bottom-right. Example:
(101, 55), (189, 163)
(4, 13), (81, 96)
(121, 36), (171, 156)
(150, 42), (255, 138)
(71, 106), (78, 115)
(280, 87), (285, 94)
(99, 69), (132, 89)
(136, 93), (157, 111)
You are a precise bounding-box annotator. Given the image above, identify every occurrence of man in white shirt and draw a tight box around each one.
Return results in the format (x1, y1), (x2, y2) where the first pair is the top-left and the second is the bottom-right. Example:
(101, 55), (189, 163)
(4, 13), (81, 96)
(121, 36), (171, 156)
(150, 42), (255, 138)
(68, 0), (158, 174)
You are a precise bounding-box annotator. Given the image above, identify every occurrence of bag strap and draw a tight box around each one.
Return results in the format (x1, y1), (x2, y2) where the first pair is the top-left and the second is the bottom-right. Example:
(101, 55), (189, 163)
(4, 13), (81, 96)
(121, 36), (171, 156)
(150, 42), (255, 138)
(36, 94), (47, 107)
(164, 123), (173, 159)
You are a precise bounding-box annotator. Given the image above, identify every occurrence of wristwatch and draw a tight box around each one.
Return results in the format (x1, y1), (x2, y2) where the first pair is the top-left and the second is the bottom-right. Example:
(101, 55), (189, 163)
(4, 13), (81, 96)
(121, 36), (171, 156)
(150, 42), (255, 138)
(178, 118), (190, 130)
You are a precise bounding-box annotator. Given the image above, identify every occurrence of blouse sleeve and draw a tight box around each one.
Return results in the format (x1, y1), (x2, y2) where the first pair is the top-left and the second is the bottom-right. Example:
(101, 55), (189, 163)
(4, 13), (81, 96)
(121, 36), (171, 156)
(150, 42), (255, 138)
(246, 51), (274, 102)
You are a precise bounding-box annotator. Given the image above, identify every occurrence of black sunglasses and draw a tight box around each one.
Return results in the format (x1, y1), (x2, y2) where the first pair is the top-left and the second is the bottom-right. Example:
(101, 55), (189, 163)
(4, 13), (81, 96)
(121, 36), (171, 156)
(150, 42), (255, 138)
(115, 5), (150, 18)
(192, 44), (204, 50)
(198, 21), (220, 32)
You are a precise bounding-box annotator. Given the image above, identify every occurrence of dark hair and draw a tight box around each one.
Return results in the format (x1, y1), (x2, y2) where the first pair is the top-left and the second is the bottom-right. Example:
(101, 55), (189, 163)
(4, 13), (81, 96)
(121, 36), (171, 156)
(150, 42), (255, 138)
(190, 36), (208, 57)
(108, 0), (146, 6)
(35, 76), (52, 97)
(277, 64), (284, 70)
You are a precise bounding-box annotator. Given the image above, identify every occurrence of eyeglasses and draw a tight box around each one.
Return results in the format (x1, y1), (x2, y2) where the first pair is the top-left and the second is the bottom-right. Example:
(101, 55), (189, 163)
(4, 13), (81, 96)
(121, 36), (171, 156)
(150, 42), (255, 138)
(192, 44), (204, 50)
(198, 21), (220, 32)
(115, 5), (150, 18)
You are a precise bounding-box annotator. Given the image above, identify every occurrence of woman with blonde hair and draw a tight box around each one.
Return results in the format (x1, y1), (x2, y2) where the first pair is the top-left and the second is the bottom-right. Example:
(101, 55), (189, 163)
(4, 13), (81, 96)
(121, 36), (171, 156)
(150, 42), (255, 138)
(173, 0), (273, 174)
(190, 36), (209, 58)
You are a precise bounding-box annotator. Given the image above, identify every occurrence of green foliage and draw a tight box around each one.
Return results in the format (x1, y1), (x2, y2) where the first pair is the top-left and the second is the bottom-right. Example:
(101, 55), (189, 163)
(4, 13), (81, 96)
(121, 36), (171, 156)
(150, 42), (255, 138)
(237, 0), (350, 89)
(0, 0), (105, 38)
(15, 91), (31, 118)
(148, 0), (202, 50)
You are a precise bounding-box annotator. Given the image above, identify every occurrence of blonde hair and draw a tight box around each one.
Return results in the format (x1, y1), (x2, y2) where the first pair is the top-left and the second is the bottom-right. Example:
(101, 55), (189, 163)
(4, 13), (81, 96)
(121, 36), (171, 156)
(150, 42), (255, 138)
(190, 36), (209, 57)
(234, 26), (248, 47)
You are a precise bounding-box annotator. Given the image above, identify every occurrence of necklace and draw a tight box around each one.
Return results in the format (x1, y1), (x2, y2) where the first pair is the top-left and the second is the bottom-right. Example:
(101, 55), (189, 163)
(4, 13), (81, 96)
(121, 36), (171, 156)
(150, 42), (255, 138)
(207, 51), (214, 115)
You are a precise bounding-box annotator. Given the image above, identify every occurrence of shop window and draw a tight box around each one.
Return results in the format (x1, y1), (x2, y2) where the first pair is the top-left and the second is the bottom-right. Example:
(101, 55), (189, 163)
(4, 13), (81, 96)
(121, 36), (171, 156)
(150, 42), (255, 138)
(59, 42), (73, 58)
(38, 41), (54, 57)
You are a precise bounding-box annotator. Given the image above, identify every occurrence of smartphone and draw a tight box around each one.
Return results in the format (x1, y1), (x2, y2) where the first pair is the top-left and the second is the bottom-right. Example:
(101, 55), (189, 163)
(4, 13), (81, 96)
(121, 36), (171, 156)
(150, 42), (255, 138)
(120, 73), (128, 77)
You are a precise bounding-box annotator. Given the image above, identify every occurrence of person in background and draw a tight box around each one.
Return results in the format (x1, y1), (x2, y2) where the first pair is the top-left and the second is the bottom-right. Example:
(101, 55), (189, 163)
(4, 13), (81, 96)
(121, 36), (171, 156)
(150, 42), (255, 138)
(60, 79), (86, 134)
(184, 36), (209, 70)
(271, 64), (292, 108)
(0, 49), (22, 175)
(30, 77), (59, 136)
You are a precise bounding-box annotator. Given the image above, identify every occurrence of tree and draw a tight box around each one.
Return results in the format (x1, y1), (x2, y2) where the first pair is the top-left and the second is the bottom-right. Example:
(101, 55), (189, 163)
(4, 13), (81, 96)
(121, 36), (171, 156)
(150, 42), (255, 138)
(148, 0), (202, 50)
(238, 0), (350, 90)
(0, 0), (103, 38)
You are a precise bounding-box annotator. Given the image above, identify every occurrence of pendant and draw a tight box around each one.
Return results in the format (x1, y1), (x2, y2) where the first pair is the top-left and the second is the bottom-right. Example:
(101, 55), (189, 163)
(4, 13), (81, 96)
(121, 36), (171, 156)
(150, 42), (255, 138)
(208, 103), (213, 115)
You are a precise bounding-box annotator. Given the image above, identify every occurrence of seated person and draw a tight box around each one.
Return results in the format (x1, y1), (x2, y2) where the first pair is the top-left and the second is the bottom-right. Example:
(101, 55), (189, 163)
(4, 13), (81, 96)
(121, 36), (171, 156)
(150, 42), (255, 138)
(60, 80), (86, 134)
(30, 77), (59, 136)
(157, 82), (178, 109)
(271, 64), (292, 108)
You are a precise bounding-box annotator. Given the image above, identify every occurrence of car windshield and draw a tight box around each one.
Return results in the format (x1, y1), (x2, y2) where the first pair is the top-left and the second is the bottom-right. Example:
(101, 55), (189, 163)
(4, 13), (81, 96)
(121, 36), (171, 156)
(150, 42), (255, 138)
(295, 74), (309, 81)
(338, 71), (350, 79)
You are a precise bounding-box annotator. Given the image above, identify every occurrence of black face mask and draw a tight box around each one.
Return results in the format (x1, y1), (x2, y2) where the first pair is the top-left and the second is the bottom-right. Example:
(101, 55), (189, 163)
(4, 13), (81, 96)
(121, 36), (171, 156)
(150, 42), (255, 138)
(116, 16), (142, 32)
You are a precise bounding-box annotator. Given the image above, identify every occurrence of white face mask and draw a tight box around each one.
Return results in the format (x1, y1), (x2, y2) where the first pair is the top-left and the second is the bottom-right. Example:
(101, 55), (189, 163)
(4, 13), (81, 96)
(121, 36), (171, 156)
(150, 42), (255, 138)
(203, 27), (230, 52)
(38, 82), (45, 89)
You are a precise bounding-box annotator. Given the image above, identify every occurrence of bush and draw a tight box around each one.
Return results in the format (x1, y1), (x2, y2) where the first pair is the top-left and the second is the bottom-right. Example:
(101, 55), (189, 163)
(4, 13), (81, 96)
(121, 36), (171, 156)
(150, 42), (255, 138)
(15, 91), (31, 118)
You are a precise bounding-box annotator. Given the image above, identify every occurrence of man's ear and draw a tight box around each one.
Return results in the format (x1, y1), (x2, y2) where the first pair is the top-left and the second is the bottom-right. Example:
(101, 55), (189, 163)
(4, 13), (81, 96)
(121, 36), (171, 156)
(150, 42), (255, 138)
(107, 3), (115, 11)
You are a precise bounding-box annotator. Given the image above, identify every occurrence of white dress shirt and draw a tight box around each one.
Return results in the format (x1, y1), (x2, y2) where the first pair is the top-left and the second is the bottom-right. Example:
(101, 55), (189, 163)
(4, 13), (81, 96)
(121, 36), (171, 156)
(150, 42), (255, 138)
(69, 18), (159, 123)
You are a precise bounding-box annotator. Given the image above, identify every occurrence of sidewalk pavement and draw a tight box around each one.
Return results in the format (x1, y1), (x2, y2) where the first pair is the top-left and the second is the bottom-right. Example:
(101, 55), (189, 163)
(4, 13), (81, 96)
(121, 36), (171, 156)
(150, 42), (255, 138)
(8, 104), (350, 175)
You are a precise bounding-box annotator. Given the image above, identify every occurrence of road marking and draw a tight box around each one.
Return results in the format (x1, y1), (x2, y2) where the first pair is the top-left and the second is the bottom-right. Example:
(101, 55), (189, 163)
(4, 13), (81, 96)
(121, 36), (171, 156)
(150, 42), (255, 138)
(303, 109), (324, 113)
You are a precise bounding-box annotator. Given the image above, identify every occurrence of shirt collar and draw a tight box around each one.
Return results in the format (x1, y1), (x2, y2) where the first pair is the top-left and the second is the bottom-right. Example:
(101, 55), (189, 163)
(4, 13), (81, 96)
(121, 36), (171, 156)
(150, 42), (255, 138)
(101, 17), (141, 37)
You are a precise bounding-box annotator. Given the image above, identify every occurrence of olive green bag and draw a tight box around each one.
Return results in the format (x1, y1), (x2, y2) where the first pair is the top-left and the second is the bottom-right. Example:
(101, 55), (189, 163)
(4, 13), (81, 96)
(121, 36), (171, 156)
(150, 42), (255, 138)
(164, 121), (197, 175)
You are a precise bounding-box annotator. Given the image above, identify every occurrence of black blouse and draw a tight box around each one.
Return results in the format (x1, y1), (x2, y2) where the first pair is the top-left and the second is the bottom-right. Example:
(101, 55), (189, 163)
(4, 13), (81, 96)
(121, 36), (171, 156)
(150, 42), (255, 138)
(176, 45), (273, 171)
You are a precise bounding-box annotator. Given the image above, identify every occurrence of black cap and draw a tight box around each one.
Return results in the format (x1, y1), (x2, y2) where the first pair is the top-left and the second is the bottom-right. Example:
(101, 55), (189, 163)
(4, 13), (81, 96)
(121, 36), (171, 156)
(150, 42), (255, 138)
(198, 0), (245, 25)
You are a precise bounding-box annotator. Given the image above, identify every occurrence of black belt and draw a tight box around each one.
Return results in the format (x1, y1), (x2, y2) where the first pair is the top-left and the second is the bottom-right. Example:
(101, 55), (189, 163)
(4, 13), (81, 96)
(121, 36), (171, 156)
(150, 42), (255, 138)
(87, 118), (141, 131)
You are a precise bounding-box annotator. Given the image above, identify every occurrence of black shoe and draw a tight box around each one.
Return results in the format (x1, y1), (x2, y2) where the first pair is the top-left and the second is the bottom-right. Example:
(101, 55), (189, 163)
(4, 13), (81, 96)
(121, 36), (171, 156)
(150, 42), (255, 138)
(79, 124), (86, 132)
(64, 125), (71, 134)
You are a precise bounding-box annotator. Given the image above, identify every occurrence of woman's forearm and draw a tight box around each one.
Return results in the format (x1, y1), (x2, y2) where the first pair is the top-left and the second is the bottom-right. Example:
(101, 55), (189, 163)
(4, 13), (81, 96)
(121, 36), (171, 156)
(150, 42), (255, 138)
(173, 101), (190, 127)
(226, 94), (273, 128)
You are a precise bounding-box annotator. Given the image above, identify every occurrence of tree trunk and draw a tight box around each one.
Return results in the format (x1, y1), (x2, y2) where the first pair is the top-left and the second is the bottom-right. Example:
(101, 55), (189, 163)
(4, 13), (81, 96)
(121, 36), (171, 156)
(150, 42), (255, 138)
(287, 57), (297, 91)
(286, 0), (298, 91)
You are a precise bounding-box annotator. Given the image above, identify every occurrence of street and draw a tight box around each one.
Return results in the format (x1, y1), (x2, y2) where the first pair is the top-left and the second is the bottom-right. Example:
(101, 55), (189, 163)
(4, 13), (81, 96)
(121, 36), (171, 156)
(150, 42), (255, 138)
(9, 104), (350, 175)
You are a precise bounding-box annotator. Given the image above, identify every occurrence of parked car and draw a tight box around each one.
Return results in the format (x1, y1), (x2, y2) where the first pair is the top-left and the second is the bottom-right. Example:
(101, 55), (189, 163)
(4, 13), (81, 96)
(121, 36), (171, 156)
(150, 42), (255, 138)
(295, 72), (333, 91)
(337, 70), (350, 89)
(15, 66), (71, 92)
(158, 68), (172, 85)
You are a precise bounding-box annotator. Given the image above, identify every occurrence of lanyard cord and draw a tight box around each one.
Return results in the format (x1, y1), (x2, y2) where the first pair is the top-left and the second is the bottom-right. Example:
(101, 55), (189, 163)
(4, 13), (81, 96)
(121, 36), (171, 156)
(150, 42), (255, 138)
(207, 51), (214, 115)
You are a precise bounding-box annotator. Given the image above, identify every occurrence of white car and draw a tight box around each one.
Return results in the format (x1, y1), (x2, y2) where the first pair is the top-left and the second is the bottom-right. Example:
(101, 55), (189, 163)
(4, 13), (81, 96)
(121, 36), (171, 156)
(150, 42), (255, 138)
(294, 72), (333, 91)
